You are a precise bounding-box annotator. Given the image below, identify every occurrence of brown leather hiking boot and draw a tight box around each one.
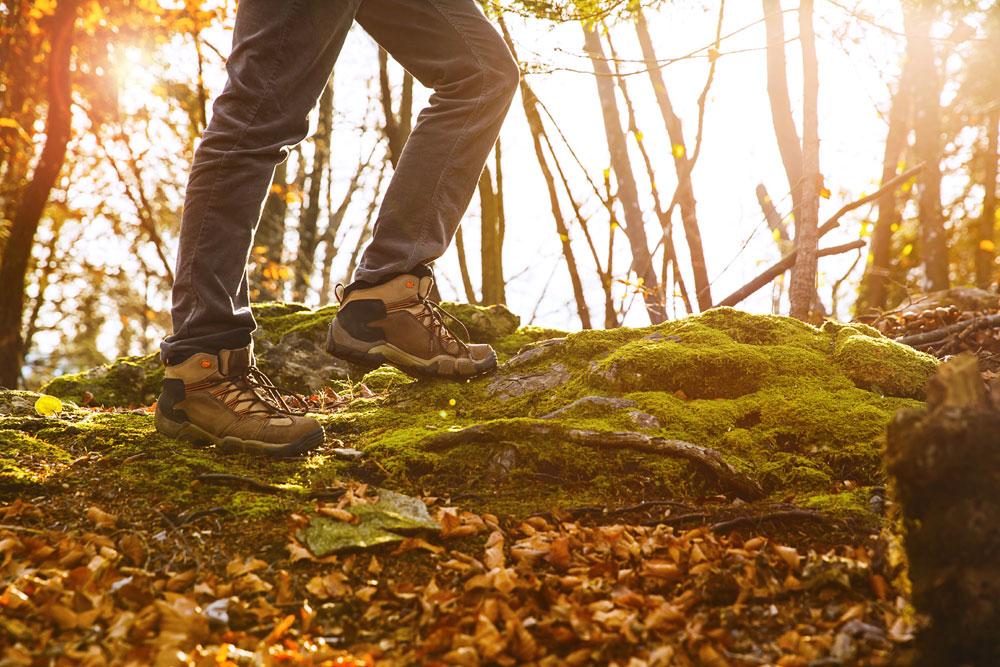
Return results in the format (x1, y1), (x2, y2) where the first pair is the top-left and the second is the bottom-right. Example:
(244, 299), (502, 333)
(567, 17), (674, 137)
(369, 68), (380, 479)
(154, 346), (324, 456)
(326, 271), (497, 378)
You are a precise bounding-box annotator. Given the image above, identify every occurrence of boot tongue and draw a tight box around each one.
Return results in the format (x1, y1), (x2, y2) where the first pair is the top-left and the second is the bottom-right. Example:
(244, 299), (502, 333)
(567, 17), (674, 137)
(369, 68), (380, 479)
(219, 346), (252, 376)
(417, 276), (434, 299)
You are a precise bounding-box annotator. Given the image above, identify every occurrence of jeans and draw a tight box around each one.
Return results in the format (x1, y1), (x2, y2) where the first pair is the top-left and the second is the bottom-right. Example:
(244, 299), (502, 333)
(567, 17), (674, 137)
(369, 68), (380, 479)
(161, 0), (518, 363)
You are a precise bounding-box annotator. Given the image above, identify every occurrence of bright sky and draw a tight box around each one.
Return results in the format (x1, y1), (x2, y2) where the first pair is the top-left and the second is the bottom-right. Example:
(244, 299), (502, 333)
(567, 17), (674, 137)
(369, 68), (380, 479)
(36, 0), (970, 368)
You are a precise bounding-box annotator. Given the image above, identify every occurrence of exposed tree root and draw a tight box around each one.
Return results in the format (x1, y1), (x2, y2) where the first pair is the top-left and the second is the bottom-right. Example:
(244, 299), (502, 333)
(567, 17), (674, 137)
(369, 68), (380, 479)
(709, 509), (835, 533)
(423, 421), (765, 500)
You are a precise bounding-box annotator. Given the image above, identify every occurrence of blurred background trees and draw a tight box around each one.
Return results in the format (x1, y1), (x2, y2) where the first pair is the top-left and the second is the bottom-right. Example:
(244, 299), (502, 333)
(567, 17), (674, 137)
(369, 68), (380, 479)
(1, 0), (998, 389)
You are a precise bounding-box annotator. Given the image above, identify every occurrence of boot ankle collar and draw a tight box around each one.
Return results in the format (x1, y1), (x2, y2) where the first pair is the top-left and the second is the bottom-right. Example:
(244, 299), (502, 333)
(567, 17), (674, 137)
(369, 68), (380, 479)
(219, 345), (253, 376)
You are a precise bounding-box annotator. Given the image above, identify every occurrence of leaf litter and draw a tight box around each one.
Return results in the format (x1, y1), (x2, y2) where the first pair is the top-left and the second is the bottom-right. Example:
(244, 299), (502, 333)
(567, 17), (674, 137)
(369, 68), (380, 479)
(0, 478), (916, 666)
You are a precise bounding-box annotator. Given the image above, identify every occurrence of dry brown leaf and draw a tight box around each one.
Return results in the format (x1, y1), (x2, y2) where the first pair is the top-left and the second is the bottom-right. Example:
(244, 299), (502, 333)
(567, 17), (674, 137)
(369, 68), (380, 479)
(226, 556), (268, 577)
(233, 572), (272, 596)
(85, 507), (117, 530)
(484, 530), (505, 570)
(165, 569), (196, 592)
(117, 534), (145, 567)
(305, 571), (350, 600)
(773, 544), (801, 571)
(645, 559), (682, 581)
(549, 536), (570, 571)
(275, 570), (295, 605)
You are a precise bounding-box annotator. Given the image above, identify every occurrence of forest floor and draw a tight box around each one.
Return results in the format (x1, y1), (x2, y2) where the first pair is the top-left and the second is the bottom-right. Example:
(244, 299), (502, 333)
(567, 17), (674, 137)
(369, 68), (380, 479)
(3, 298), (978, 667)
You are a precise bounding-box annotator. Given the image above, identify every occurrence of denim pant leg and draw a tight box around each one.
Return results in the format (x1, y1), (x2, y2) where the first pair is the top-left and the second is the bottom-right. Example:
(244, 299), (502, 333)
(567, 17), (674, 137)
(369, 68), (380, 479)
(353, 0), (519, 284)
(161, 0), (362, 364)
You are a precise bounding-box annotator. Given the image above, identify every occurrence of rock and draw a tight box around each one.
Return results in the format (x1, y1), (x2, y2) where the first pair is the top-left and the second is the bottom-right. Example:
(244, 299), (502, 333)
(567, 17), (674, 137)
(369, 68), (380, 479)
(253, 332), (352, 394)
(540, 396), (637, 420)
(296, 489), (440, 556)
(486, 363), (571, 402)
(627, 410), (661, 430)
(503, 337), (566, 370)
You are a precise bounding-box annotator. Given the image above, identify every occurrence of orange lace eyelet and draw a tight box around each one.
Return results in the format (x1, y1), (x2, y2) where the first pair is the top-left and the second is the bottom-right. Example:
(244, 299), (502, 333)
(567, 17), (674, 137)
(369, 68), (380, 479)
(406, 281), (415, 288)
(201, 360), (211, 368)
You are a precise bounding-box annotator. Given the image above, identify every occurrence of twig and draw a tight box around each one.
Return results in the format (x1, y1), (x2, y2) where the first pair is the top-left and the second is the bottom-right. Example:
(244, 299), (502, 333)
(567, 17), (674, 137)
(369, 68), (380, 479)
(817, 163), (924, 237)
(152, 507), (202, 572)
(0, 524), (47, 534)
(194, 473), (283, 494)
(423, 421), (764, 500)
(894, 313), (1000, 347)
(709, 509), (833, 533)
(531, 499), (696, 522)
(716, 240), (865, 308)
(176, 507), (231, 526)
(641, 512), (710, 526)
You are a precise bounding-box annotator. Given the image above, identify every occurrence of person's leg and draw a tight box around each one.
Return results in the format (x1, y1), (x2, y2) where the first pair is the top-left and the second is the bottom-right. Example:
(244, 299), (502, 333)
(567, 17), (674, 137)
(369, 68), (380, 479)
(157, 0), (362, 456)
(160, 0), (362, 365)
(352, 0), (519, 283)
(326, 0), (517, 378)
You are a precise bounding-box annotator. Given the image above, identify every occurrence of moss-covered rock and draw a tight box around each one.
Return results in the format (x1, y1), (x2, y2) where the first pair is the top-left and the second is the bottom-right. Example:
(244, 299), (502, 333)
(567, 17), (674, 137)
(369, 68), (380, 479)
(16, 306), (937, 524)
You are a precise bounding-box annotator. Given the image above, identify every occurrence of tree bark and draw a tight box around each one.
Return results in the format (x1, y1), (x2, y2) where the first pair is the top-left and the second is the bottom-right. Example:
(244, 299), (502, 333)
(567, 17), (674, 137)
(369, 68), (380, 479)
(789, 0), (820, 321)
(858, 59), (914, 315)
(582, 23), (663, 324)
(479, 161), (506, 305)
(906, 0), (949, 291)
(977, 107), (999, 289)
(378, 48), (413, 168)
(0, 0), (77, 388)
(252, 159), (288, 302)
(761, 0), (804, 217)
(293, 81), (333, 301)
(634, 8), (712, 311)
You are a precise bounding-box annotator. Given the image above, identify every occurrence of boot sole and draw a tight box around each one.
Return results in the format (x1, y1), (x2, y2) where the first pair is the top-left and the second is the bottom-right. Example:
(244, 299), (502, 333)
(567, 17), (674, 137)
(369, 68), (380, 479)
(154, 410), (324, 457)
(325, 320), (496, 379)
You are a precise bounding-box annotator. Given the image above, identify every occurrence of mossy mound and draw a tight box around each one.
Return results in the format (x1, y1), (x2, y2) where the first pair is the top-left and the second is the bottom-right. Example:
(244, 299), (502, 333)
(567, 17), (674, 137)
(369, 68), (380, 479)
(13, 307), (937, 524)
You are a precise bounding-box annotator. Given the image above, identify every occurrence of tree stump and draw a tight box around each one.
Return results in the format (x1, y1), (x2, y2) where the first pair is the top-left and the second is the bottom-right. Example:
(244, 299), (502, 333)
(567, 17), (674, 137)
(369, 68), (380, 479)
(885, 355), (1000, 666)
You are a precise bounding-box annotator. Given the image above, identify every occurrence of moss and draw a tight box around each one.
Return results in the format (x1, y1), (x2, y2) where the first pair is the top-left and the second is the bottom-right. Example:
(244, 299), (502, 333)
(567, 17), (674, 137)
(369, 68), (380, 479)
(253, 303), (339, 345)
(18, 305), (938, 522)
(438, 302), (520, 343)
(0, 429), (73, 492)
(41, 354), (163, 407)
(360, 367), (413, 393)
(803, 488), (870, 515)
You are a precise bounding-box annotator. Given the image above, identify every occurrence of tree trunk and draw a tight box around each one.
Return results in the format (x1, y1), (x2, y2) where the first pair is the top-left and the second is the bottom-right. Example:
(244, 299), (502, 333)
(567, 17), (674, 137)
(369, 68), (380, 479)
(317, 156), (369, 304)
(906, 0), (949, 291)
(857, 60), (914, 315)
(252, 159), (288, 302)
(378, 48), (413, 168)
(454, 225), (479, 304)
(0, 0), (77, 389)
(789, 0), (820, 321)
(761, 0), (804, 217)
(634, 9), (712, 312)
(977, 107), (999, 289)
(885, 356), (1000, 666)
(498, 19), (592, 329)
(582, 24), (663, 324)
(479, 160), (506, 305)
(293, 81), (333, 301)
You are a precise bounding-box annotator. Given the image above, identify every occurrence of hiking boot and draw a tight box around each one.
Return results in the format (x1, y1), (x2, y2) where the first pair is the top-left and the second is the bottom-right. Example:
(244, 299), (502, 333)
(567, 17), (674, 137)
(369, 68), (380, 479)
(326, 271), (497, 378)
(154, 345), (324, 456)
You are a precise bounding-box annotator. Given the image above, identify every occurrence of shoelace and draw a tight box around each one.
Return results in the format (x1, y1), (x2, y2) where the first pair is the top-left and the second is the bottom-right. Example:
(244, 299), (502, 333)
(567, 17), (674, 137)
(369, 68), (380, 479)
(230, 366), (309, 417)
(414, 298), (472, 353)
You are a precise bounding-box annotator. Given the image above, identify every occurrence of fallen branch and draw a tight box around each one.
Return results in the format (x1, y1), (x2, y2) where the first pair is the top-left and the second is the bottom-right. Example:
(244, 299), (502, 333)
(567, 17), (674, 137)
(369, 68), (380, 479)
(709, 509), (833, 533)
(194, 473), (284, 494)
(531, 499), (696, 522)
(894, 312), (1000, 347)
(717, 164), (924, 309)
(424, 421), (764, 500)
(716, 240), (865, 308)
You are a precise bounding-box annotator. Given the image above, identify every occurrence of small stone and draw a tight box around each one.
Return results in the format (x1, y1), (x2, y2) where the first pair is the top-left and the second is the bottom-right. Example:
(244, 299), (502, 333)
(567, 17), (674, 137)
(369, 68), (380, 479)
(627, 410), (661, 430)
(540, 395), (637, 420)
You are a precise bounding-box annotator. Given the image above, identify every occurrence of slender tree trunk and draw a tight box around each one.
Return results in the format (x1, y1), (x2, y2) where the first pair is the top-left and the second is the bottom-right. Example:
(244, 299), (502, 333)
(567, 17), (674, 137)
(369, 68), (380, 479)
(317, 156), (369, 304)
(0, 0), (77, 388)
(634, 9), (712, 311)
(906, 0), (949, 291)
(498, 19), (592, 329)
(789, 0), (820, 321)
(858, 60), (913, 314)
(252, 159), (288, 301)
(293, 81), (333, 301)
(479, 162), (505, 305)
(761, 0), (804, 218)
(343, 165), (386, 288)
(977, 108), (999, 289)
(582, 23), (663, 324)
(378, 48), (414, 168)
(454, 225), (479, 304)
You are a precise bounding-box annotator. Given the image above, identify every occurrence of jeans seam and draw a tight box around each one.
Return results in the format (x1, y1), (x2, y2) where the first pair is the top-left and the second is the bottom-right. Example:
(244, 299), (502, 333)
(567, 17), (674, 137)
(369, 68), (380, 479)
(402, 0), (491, 273)
(172, 0), (302, 343)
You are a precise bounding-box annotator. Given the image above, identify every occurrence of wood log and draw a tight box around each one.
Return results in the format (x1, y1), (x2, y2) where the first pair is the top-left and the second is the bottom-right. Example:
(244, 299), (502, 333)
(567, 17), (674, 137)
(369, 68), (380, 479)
(885, 355), (1000, 665)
